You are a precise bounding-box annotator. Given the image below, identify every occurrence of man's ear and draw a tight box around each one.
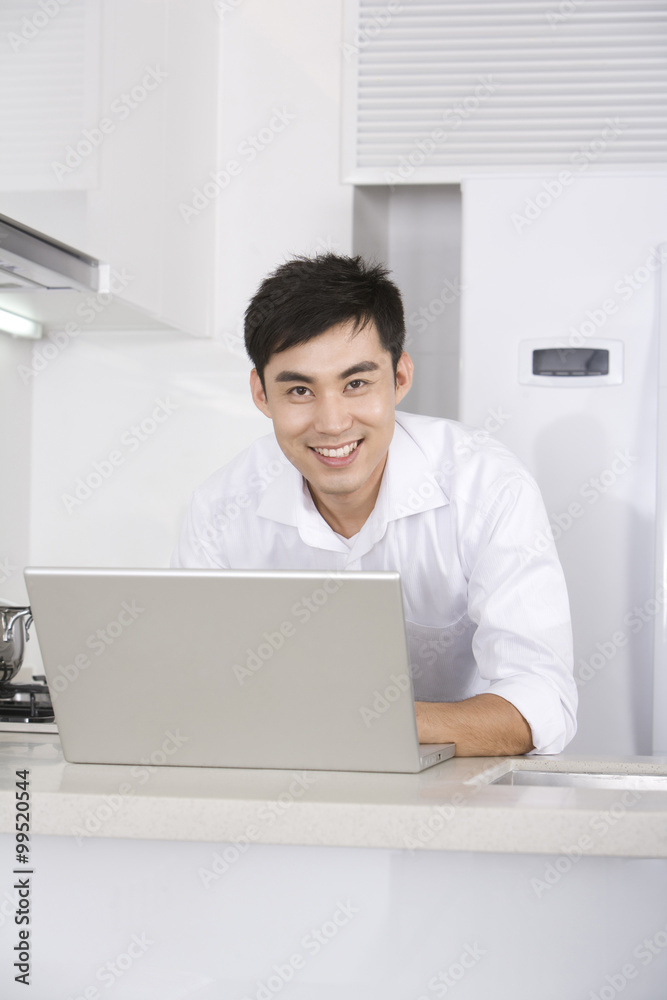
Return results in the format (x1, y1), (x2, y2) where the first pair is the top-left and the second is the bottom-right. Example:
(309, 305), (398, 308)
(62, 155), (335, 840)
(394, 351), (414, 405)
(250, 369), (272, 418)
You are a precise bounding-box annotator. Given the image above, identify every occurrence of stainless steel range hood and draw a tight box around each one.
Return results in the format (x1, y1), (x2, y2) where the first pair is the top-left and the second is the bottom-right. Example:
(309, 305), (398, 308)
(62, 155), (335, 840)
(0, 214), (175, 335)
(0, 213), (110, 295)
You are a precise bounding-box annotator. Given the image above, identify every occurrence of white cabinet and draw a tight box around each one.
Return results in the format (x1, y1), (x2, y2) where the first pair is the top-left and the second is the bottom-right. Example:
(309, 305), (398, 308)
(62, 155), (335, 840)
(0, 0), (353, 339)
(0, 0), (223, 338)
(86, 0), (222, 337)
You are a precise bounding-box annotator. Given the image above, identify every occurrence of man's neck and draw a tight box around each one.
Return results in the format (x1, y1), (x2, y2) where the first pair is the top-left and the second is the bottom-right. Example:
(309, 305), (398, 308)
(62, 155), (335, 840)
(306, 456), (387, 539)
(307, 490), (369, 538)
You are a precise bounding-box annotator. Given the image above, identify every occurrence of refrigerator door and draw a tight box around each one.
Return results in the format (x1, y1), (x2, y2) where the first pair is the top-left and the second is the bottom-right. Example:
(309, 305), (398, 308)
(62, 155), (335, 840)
(460, 174), (667, 756)
(654, 246), (667, 755)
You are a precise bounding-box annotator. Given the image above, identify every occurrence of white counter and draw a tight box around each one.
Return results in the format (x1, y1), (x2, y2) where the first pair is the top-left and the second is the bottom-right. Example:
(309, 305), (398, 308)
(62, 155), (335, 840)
(1, 734), (667, 999)
(0, 733), (665, 857)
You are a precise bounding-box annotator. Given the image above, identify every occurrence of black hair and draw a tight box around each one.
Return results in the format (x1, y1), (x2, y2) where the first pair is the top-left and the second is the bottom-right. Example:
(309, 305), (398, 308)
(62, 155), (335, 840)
(244, 253), (405, 386)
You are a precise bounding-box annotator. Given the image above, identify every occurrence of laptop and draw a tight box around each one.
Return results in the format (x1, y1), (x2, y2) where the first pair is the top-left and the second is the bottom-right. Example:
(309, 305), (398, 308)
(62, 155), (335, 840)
(24, 567), (455, 773)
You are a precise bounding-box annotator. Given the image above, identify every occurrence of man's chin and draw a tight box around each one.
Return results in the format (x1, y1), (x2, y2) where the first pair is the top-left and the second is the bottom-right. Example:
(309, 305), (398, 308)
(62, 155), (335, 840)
(307, 474), (363, 499)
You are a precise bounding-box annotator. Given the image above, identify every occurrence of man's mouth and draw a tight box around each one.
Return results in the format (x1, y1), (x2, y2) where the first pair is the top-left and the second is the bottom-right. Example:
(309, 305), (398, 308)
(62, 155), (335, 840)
(313, 441), (360, 458)
(311, 439), (361, 459)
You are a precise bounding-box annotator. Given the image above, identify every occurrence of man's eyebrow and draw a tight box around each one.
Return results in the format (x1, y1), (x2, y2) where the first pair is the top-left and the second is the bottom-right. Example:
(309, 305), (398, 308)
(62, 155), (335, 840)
(339, 361), (380, 379)
(273, 361), (381, 384)
(274, 370), (314, 384)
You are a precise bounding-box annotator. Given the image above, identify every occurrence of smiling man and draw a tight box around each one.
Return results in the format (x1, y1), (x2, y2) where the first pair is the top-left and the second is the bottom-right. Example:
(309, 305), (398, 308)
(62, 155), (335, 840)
(173, 254), (577, 756)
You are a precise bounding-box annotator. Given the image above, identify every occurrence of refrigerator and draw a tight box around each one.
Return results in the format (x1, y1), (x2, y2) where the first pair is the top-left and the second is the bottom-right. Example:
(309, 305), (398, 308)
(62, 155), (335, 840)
(458, 173), (667, 756)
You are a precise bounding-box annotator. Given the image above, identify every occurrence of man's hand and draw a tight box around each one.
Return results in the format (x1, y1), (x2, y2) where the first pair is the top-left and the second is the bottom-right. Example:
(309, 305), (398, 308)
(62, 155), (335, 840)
(415, 693), (534, 757)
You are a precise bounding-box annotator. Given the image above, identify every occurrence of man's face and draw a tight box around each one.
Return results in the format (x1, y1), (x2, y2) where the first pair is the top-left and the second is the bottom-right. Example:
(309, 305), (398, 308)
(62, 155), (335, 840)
(250, 320), (413, 509)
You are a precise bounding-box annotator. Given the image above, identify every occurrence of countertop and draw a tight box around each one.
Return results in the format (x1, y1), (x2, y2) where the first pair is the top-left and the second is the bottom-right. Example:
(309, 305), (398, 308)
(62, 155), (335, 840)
(0, 733), (666, 857)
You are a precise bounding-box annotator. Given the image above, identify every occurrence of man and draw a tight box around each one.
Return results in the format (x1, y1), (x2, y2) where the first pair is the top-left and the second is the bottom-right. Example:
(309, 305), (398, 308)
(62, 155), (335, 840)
(173, 254), (577, 756)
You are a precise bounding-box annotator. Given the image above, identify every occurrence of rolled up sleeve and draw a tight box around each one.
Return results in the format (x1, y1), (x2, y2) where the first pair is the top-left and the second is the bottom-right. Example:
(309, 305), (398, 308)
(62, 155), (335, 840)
(462, 475), (578, 754)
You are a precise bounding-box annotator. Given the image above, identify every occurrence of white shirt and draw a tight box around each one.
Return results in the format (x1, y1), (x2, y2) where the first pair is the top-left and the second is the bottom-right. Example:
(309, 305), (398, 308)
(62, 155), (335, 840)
(172, 411), (577, 753)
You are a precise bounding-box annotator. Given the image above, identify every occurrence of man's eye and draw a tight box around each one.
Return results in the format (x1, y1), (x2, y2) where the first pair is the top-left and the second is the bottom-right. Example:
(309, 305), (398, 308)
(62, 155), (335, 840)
(289, 386), (311, 396)
(347, 379), (367, 390)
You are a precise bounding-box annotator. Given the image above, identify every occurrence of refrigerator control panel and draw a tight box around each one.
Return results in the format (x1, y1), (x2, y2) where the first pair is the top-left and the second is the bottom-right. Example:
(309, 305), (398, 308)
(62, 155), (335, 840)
(518, 338), (624, 387)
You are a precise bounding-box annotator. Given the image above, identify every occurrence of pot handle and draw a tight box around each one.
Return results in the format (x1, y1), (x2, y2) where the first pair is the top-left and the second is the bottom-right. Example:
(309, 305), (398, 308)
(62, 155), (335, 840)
(1, 607), (32, 643)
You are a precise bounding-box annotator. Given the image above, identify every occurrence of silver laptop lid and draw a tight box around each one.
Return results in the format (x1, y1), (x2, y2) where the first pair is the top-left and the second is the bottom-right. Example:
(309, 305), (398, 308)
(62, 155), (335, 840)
(24, 568), (454, 773)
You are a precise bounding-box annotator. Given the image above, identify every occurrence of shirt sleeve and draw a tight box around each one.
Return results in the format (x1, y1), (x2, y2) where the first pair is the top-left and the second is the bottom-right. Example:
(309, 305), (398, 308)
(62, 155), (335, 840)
(460, 474), (578, 754)
(170, 490), (230, 569)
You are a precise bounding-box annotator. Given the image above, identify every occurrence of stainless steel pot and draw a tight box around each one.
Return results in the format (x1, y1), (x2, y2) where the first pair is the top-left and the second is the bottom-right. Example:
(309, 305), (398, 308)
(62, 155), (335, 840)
(0, 605), (32, 685)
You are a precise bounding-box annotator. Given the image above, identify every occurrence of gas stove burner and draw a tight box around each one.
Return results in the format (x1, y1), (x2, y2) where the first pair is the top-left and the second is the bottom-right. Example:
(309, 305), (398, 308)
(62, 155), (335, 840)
(0, 679), (54, 724)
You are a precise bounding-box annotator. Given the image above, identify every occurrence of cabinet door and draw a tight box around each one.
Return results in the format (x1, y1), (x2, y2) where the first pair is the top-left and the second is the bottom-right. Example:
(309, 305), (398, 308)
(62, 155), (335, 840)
(87, 0), (222, 336)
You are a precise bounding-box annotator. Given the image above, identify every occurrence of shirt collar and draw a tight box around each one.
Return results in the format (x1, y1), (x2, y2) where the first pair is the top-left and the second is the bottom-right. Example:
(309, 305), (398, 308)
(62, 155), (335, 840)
(255, 415), (449, 555)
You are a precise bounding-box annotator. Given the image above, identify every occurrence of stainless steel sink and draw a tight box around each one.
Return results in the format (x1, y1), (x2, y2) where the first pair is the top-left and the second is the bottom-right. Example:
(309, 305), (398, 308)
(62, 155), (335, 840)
(490, 770), (667, 791)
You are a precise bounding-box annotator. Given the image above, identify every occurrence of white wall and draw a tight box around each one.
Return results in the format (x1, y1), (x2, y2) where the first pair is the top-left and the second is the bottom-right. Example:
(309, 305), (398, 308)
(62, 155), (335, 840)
(0, 336), (33, 606)
(24, 0), (352, 572)
(28, 331), (266, 569)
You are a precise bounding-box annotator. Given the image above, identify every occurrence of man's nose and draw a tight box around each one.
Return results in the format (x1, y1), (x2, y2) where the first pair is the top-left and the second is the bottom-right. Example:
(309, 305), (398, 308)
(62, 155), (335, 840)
(312, 394), (353, 437)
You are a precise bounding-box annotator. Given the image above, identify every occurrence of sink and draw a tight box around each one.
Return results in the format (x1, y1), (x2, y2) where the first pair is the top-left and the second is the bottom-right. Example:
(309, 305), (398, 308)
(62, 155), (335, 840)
(489, 770), (667, 791)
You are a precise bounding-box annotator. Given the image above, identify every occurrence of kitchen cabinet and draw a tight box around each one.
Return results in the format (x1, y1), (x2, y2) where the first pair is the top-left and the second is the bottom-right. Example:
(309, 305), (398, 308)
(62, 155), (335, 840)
(0, 0), (352, 340)
(85, 0), (222, 337)
(0, 738), (666, 997)
(0, 0), (224, 338)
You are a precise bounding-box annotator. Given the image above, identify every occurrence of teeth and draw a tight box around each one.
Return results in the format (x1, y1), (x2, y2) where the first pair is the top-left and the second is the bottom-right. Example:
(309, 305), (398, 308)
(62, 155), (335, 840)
(314, 440), (359, 458)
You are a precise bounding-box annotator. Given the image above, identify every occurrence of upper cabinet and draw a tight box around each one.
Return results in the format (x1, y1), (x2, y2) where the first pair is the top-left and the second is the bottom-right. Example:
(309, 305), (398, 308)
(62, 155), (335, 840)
(0, 0), (222, 337)
(0, 0), (353, 340)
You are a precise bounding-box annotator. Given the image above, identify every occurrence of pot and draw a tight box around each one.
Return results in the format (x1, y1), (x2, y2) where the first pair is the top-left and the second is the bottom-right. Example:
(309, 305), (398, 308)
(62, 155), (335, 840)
(0, 605), (32, 685)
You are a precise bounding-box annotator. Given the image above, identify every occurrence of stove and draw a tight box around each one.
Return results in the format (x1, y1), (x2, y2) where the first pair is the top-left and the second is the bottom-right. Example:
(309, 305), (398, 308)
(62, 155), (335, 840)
(0, 675), (58, 733)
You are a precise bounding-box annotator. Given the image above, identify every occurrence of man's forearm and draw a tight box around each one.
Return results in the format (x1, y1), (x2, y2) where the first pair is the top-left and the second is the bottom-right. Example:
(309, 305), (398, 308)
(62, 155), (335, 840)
(415, 693), (534, 756)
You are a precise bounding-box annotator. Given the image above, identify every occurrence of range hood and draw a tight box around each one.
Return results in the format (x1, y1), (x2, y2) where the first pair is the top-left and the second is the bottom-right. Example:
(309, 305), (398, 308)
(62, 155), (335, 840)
(0, 214), (175, 335)
(0, 213), (110, 295)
